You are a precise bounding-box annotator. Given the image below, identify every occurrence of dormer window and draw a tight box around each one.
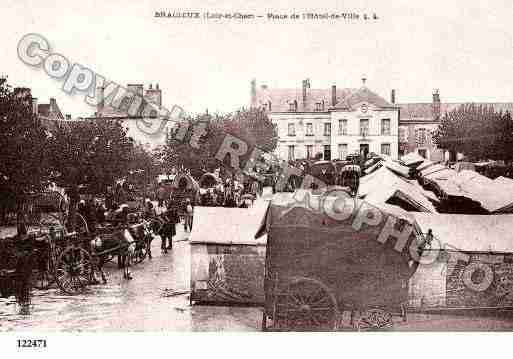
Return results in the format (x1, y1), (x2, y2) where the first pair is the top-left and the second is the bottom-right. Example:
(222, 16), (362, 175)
(289, 100), (298, 112)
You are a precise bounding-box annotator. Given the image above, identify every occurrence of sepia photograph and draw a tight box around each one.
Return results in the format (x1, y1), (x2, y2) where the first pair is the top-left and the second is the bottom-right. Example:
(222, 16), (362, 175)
(2, 0), (513, 356)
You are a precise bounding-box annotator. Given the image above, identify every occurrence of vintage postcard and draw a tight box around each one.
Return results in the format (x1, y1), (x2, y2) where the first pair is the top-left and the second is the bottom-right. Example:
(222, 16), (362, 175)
(1, 0), (513, 356)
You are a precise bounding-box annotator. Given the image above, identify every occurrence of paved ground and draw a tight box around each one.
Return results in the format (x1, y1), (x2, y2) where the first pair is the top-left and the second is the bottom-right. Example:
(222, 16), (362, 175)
(3, 214), (513, 331)
(0, 224), (260, 331)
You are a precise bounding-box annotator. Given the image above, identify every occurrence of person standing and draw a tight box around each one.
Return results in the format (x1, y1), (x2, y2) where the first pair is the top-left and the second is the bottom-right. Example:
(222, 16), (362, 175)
(184, 198), (194, 231)
(157, 185), (166, 208)
(159, 204), (177, 253)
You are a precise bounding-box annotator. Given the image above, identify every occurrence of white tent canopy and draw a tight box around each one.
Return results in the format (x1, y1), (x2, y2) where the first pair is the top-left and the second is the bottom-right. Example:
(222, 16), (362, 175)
(359, 167), (437, 213)
(413, 213), (513, 253)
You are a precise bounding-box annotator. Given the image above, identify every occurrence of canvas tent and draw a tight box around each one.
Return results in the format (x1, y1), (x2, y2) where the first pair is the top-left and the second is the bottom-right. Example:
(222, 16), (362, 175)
(409, 213), (513, 309)
(190, 203), (268, 305)
(401, 152), (426, 167)
(358, 166), (437, 213)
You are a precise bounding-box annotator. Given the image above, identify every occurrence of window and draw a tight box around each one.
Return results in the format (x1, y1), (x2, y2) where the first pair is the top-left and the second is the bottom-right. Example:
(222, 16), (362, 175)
(415, 128), (427, 145)
(289, 100), (297, 112)
(324, 123), (331, 136)
(268, 101), (272, 112)
(288, 145), (295, 161)
(306, 123), (313, 136)
(338, 119), (347, 135)
(381, 143), (391, 156)
(323, 145), (331, 161)
(338, 144), (348, 160)
(399, 126), (408, 142)
(360, 119), (369, 136)
(381, 119), (391, 135)
(288, 123), (296, 136)
(306, 145), (313, 159)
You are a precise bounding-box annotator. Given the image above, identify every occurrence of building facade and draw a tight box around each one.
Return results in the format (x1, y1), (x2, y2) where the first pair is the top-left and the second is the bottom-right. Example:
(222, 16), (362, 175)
(251, 79), (400, 161)
(89, 83), (167, 151)
(397, 90), (513, 161)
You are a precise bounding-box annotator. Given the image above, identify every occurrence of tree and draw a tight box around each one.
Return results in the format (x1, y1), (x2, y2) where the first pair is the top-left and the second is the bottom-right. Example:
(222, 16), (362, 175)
(433, 104), (513, 162)
(162, 108), (278, 178)
(0, 79), (50, 235)
(47, 118), (134, 227)
(127, 144), (161, 196)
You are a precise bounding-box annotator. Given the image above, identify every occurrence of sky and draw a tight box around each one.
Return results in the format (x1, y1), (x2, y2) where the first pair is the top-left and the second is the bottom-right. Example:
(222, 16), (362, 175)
(2, 0), (513, 117)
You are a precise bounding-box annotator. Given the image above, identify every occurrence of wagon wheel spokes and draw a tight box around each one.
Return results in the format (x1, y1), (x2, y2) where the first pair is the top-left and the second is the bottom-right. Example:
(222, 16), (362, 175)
(55, 247), (93, 295)
(358, 309), (393, 330)
(276, 277), (338, 331)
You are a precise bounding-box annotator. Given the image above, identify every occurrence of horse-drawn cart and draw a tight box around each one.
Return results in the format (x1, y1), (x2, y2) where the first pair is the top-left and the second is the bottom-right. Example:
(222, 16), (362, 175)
(31, 215), (152, 295)
(257, 194), (422, 331)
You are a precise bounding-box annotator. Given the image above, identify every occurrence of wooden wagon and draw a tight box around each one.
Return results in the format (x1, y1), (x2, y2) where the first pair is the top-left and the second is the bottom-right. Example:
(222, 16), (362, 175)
(257, 195), (422, 331)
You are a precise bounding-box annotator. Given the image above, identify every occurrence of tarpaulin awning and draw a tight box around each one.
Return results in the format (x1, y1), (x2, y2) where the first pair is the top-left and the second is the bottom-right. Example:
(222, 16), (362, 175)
(383, 160), (411, 178)
(401, 152), (426, 167)
(420, 164), (448, 177)
(190, 203), (268, 245)
(453, 162), (476, 172)
(359, 167), (437, 213)
(416, 160), (436, 172)
(413, 213), (513, 253)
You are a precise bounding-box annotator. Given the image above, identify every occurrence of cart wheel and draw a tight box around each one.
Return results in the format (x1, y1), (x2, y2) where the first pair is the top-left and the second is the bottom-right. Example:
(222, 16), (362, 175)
(357, 309), (393, 330)
(275, 277), (339, 331)
(55, 247), (93, 295)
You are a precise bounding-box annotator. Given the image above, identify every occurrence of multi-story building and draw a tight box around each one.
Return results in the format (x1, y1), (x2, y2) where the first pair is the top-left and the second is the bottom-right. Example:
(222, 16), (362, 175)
(89, 83), (166, 151)
(14, 87), (67, 128)
(251, 78), (400, 161)
(397, 90), (513, 161)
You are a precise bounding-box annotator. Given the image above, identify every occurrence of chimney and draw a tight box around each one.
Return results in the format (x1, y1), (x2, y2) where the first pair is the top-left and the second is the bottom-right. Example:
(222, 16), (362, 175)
(32, 97), (38, 115)
(250, 79), (257, 108)
(302, 78), (310, 110)
(331, 85), (337, 107)
(97, 86), (105, 116)
(432, 89), (441, 120)
(391, 89), (396, 104)
(49, 98), (56, 114)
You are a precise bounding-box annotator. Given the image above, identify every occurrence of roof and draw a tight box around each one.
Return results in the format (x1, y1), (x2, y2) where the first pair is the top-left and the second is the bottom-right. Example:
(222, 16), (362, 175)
(413, 213), (513, 253)
(422, 169), (513, 212)
(398, 102), (513, 122)
(255, 85), (394, 112)
(38, 102), (64, 120)
(400, 152), (426, 167)
(359, 166), (437, 213)
(190, 203), (268, 245)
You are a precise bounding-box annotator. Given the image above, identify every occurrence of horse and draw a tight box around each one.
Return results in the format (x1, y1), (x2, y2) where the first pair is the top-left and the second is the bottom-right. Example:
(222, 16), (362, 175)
(90, 226), (135, 282)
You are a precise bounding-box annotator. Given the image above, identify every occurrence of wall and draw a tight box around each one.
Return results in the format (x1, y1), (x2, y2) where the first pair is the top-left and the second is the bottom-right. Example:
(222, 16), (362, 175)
(269, 104), (400, 161)
(190, 243), (266, 304)
(399, 123), (444, 161)
(331, 106), (399, 159)
(408, 250), (513, 309)
(269, 112), (331, 160)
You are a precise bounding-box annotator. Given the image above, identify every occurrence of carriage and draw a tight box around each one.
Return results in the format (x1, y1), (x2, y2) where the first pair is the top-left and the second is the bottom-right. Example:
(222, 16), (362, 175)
(258, 194), (422, 331)
(338, 164), (361, 196)
(27, 192), (153, 295)
(307, 160), (338, 188)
